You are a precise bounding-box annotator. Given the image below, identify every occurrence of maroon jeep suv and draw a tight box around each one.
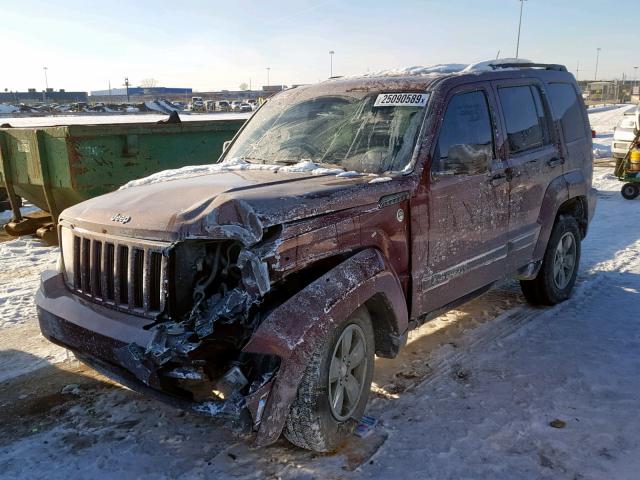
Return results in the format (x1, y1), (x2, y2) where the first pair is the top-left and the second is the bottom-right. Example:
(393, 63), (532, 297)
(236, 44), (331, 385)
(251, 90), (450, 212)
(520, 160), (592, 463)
(37, 62), (596, 452)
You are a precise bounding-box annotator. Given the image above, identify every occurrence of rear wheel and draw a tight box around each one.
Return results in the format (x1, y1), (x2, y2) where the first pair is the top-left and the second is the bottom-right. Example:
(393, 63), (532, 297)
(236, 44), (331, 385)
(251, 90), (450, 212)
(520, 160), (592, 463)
(621, 183), (640, 200)
(520, 215), (581, 306)
(284, 307), (374, 452)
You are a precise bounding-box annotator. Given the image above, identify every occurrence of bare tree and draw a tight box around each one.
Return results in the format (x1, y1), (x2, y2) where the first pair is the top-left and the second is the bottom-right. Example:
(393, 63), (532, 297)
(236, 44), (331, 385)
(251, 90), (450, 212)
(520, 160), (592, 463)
(140, 78), (159, 88)
(239, 82), (249, 91)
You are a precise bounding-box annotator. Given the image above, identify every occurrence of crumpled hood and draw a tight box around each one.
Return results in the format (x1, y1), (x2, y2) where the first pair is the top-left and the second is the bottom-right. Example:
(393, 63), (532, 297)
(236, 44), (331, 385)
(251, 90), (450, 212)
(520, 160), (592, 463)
(61, 169), (405, 244)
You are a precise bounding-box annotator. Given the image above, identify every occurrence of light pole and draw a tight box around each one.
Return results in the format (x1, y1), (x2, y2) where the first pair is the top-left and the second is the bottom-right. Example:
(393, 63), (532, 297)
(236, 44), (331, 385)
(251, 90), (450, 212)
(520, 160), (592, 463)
(266, 67), (270, 88)
(515, 0), (527, 59)
(329, 50), (335, 77)
(634, 66), (638, 93)
(594, 47), (601, 81)
(43, 66), (49, 104)
(576, 60), (580, 81)
(124, 77), (130, 103)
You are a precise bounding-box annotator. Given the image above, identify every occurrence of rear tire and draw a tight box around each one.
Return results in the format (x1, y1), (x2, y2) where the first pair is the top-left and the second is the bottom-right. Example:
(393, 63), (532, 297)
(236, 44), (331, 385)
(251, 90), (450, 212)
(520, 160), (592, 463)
(621, 183), (640, 200)
(284, 307), (375, 452)
(520, 215), (581, 306)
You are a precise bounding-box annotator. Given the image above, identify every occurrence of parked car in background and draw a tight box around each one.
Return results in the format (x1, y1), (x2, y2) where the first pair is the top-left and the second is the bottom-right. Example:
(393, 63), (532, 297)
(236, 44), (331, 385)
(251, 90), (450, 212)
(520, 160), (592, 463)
(612, 107), (639, 160)
(37, 61), (596, 453)
(231, 100), (244, 111)
(216, 101), (231, 112)
(190, 96), (205, 112)
(239, 102), (253, 112)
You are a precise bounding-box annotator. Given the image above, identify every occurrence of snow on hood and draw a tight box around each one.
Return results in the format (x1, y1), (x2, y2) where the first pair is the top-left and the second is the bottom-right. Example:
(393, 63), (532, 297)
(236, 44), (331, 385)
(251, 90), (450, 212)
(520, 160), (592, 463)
(120, 157), (369, 189)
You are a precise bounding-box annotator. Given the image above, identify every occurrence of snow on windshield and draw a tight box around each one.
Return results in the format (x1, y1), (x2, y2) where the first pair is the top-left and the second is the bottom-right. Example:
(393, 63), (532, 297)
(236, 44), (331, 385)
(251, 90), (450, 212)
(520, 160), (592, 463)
(224, 88), (427, 174)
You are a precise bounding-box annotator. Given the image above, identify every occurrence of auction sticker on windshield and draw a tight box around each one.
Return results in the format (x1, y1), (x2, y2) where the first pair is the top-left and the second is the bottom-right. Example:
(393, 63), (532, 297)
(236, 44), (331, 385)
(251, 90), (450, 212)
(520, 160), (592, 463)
(374, 93), (429, 107)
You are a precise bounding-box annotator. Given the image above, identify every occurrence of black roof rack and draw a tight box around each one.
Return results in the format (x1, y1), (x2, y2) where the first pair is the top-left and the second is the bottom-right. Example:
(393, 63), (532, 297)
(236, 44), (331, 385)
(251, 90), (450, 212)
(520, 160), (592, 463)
(489, 62), (567, 72)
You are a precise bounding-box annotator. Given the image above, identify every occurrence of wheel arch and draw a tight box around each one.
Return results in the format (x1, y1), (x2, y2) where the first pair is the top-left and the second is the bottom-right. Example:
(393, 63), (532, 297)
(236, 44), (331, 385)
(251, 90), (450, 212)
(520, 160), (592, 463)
(242, 247), (408, 446)
(556, 195), (589, 238)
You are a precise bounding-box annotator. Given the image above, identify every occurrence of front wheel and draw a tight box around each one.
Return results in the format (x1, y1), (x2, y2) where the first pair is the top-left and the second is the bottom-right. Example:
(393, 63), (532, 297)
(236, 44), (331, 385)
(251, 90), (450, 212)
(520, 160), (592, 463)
(284, 307), (375, 452)
(520, 215), (581, 306)
(621, 183), (640, 200)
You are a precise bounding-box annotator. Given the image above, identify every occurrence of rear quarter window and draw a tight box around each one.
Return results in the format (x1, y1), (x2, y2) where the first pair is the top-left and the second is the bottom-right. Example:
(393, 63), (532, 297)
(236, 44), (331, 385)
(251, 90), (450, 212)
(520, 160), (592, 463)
(546, 83), (586, 142)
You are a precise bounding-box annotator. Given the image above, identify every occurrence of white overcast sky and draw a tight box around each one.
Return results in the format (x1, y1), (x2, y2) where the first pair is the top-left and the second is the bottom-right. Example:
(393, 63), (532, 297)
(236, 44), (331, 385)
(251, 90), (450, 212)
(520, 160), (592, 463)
(2, 0), (639, 92)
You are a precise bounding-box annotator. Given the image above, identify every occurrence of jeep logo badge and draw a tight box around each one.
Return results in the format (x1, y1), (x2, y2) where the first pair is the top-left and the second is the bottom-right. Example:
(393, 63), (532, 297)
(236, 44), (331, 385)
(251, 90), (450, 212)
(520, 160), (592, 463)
(111, 213), (131, 224)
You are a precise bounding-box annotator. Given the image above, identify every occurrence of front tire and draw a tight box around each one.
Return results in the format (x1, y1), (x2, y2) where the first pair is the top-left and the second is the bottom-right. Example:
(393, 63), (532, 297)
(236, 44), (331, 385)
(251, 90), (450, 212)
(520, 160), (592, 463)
(520, 215), (581, 306)
(284, 307), (375, 452)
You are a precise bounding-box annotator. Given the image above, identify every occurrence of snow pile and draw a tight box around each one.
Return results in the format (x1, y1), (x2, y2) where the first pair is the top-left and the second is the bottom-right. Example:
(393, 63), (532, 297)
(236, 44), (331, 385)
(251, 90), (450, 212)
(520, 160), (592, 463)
(0, 103), (20, 114)
(143, 101), (165, 113)
(0, 238), (58, 329)
(120, 158), (372, 189)
(158, 100), (181, 112)
(143, 101), (182, 114)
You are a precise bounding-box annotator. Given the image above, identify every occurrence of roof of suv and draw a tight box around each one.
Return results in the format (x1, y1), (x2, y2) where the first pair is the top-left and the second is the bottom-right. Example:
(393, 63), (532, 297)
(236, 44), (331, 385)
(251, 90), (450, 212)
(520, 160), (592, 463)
(311, 59), (572, 93)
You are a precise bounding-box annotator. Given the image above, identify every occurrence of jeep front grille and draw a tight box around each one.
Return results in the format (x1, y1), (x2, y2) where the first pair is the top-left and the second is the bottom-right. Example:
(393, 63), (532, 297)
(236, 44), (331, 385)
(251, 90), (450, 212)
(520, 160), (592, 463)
(61, 227), (168, 317)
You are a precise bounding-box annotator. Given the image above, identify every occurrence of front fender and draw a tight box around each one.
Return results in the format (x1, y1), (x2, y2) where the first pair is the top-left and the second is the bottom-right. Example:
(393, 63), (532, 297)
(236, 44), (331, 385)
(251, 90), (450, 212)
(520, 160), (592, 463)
(242, 248), (408, 446)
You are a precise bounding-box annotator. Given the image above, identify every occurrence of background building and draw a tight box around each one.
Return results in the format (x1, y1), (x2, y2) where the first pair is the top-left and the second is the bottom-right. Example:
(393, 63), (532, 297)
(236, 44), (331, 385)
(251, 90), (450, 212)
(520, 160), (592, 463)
(0, 89), (88, 104)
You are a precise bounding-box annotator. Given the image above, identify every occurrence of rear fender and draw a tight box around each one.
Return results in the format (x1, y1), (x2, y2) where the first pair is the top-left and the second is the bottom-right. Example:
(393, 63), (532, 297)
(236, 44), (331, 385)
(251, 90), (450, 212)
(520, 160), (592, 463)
(242, 248), (408, 446)
(532, 175), (569, 260)
(564, 169), (589, 199)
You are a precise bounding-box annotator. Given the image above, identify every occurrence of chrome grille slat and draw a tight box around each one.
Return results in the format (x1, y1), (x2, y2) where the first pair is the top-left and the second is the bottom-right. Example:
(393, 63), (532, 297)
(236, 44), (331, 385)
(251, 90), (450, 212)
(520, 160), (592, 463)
(91, 240), (102, 298)
(81, 238), (91, 294)
(143, 249), (152, 311)
(127, 247), (135, 310)
(62, 229), (168, 318)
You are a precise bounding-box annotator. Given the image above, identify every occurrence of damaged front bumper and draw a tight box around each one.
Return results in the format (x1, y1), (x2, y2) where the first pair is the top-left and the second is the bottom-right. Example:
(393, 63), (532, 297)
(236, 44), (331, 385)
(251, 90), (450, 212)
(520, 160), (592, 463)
(36, 270), (275, 434)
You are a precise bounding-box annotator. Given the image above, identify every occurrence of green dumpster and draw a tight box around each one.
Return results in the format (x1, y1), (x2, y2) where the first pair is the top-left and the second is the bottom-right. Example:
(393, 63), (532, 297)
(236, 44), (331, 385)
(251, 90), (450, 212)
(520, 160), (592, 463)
(0, 118), (245, 241)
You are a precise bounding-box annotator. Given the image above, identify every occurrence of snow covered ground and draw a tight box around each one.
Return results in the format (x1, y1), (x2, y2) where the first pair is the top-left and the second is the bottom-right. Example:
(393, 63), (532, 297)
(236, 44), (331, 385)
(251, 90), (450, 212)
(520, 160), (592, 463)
(0, 107), (639, 479)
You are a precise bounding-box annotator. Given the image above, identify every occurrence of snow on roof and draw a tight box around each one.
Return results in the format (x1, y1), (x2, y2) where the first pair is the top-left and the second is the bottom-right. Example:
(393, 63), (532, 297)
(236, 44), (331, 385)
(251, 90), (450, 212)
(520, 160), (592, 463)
(462, 58), (534, 72)
(357, 58), (536, 79)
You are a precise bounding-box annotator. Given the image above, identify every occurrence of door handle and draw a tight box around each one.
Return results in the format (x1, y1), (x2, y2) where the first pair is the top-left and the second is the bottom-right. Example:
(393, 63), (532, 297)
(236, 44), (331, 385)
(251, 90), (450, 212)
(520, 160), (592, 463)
(489, 173), (508, 186)
(546, 157), (565, 168)
(505, 167), (520, 181)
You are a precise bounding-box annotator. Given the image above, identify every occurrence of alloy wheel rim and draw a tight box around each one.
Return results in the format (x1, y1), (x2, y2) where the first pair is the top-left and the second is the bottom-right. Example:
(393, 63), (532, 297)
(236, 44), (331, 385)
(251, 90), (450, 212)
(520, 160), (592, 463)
(553, 232), (577, 289)
(328, 324), (368, 421)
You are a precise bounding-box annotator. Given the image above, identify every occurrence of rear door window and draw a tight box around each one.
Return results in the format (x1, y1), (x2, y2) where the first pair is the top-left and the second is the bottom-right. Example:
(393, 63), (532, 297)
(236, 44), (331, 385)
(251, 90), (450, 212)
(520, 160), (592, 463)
(435, 90), (494, 175)
(546, 83), (586, 142)
(498, 85), (550, 154)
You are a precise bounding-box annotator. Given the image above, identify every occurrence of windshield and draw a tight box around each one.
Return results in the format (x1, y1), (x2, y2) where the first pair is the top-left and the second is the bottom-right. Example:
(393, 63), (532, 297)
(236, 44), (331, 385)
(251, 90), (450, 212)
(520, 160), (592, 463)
(225, 87), (427, 174)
